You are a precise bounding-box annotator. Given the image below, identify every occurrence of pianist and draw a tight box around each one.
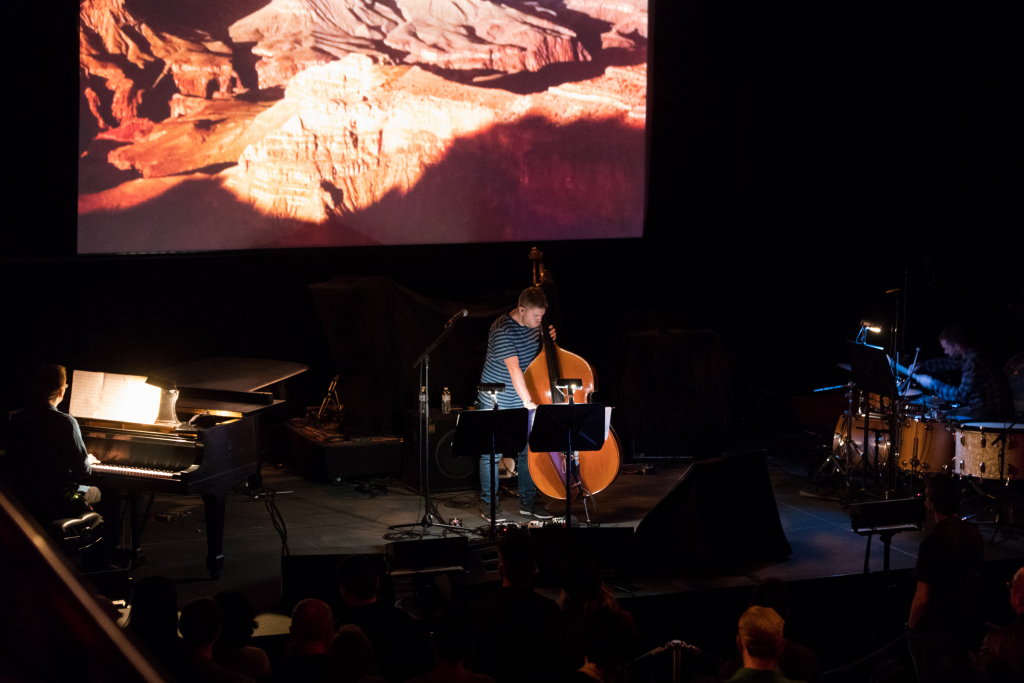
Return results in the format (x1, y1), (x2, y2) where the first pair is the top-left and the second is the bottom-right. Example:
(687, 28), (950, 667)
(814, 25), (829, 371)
(6, 365), (101, 524)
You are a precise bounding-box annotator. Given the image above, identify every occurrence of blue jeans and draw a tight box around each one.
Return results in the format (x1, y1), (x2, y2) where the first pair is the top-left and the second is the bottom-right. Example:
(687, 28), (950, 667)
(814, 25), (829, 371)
(479, 445), (536, 510)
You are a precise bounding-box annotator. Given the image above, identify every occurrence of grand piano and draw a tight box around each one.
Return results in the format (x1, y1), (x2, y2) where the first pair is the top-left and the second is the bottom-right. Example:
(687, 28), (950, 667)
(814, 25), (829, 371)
(79, 358), (307, 578)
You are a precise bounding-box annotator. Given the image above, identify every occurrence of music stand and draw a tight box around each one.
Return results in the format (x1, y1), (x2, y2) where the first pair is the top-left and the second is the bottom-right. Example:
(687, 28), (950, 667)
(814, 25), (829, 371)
(846, 341), (896, 490)
(529, 403), (608, 527)
(452, 408), (529, 539)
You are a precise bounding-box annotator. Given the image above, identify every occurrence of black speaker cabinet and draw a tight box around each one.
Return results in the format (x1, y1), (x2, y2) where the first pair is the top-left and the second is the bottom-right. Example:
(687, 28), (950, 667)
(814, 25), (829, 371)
(402, 409), (479, 493)
(634, 450), (792, 574)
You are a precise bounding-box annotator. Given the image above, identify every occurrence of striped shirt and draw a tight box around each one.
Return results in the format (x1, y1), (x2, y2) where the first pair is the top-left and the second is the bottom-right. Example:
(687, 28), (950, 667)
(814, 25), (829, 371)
(918, 348), (1015, 419)
(477, 312), (543, 409)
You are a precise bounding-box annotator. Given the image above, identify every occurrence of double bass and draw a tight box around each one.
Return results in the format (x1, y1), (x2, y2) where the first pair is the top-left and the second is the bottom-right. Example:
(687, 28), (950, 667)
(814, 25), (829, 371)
(523, 249), (621, 500)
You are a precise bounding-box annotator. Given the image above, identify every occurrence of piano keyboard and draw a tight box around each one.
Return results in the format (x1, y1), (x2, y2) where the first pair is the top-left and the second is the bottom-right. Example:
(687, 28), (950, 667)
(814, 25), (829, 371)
(90, 463), (179, 480)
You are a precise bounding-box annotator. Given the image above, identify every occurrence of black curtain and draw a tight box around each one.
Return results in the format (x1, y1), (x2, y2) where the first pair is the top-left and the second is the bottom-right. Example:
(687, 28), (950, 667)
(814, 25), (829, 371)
(310, 276), (563, 433)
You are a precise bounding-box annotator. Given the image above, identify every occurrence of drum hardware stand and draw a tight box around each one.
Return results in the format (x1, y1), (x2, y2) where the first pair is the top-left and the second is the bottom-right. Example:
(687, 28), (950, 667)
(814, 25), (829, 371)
(962, 423), (1024, 543)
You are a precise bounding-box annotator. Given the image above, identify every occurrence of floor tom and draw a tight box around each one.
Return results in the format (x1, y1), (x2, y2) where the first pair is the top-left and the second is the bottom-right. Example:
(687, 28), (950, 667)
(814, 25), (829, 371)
(952, 422), (1024, 480)
(898, 417), (954, 474)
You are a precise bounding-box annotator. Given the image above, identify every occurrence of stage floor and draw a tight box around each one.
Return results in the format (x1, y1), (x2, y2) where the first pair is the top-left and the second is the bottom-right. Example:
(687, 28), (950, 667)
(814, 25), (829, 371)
(120, 453), (1024, 615)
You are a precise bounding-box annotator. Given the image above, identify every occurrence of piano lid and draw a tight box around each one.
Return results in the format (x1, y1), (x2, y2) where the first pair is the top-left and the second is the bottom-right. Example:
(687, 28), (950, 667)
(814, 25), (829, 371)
(156, 358), (309, 393)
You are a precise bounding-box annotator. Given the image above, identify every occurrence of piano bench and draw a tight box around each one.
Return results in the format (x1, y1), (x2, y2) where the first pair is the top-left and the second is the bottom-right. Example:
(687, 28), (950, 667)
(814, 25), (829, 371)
(49, 511), (104, 553)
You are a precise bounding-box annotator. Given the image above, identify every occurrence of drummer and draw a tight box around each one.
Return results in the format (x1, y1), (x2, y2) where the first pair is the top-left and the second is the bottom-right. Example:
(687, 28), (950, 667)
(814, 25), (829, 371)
(911, 325), (1015, 420)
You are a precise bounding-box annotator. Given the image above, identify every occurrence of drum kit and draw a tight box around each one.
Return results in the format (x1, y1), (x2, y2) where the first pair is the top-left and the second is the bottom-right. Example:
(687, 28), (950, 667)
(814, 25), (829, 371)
(823, 355), (1023, 491)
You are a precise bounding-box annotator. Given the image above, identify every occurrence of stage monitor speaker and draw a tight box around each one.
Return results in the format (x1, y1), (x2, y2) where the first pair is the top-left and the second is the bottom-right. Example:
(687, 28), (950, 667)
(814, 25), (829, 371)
(281, 553), (391, 614)
(634, 450), (792, 574)
(402, 410), (479, 493)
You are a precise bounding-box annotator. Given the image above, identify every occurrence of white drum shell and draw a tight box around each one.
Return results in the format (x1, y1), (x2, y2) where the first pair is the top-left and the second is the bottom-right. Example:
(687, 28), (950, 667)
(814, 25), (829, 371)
(952, 422), (1024, 480)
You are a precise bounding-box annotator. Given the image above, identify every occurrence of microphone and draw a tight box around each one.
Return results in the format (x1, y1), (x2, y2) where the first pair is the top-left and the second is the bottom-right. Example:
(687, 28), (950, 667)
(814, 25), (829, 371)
(446, 309), (468, 327)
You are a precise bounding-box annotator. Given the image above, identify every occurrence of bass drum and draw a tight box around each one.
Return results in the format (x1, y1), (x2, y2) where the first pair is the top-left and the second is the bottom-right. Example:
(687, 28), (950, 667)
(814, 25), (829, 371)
(898, 418), (954, 474)
(833, 413), (890, 468)
(952, 422), (1024, 480)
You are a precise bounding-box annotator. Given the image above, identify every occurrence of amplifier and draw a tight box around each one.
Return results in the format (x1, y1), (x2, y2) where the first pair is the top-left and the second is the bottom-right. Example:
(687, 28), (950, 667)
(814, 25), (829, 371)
(286, 421), (402, 484)
(402, 410), (479, 493)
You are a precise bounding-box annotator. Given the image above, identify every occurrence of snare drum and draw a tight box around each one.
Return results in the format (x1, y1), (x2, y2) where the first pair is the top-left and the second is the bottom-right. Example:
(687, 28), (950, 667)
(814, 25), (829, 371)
(898, 417), (954, 473)
(952, 422), (1024, 480)
(833, 413), (890, 467)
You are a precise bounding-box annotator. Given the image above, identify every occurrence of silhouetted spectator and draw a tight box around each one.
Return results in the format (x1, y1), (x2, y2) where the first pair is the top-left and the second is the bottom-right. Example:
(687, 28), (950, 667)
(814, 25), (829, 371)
(559, 554), (637, 670)
(334, 555), (431, 682)
(214, 590), (271, 683)
(908, 475), (984, 683)
(273, 598), (335, 683)
(718, 579), (819, 683)
(725, 606), (803, 683)
(178, 597), (254, 683)
(406, 604), (494, 683)
(468, 528), (568, 683)
(127, 576), (182, 672)
(976, 566), (1024, 683)
(321, 624), (388, 683)
(567, 607), (638, 683)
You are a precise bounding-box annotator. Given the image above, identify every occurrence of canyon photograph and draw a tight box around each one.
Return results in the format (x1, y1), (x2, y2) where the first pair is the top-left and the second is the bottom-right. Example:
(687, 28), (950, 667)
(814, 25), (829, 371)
(77, 0), (648, 253)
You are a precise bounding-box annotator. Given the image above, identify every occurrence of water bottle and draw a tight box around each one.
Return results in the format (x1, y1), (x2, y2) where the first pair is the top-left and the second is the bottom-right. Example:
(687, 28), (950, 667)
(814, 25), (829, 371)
(419, 386), (427, 415)
(441, 388), (451, 415)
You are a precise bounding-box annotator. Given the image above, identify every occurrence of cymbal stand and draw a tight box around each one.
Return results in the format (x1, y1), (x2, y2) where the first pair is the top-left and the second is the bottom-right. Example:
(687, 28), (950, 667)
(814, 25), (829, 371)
(819, 383), (858, 480)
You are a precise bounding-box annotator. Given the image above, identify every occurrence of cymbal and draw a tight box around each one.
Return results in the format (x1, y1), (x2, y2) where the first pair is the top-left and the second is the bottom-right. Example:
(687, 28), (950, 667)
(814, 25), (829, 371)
(837, 363), (851, 372)
(907, 395), (945, 407)
(902, 388), (922, 397)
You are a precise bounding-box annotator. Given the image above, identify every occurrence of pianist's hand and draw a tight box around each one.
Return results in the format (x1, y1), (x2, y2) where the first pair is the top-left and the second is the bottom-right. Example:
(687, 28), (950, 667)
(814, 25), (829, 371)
(87, 453), (101, 465)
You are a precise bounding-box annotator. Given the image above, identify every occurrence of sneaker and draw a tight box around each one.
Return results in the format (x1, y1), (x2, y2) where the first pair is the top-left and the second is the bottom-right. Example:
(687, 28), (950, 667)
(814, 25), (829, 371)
(479, 502), (505, 522)
(520, 502), (554, 519)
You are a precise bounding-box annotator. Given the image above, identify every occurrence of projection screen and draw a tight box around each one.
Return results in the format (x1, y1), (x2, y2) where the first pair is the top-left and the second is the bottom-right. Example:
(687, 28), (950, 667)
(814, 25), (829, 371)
(77, 0), (648, 253)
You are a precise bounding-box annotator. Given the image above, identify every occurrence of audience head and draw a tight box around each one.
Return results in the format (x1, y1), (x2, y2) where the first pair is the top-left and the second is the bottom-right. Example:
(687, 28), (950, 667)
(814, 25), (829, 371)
(337, 555), (379, 606)
(749, 578), (791, 622)
(737, 606), (784, 665)
(323, 624), (379, 683)
(128, 576), (179, 644)
(1012, 567), (1024, 615)
(31, 364), (67, 404)
(179, 598), (223, 649)
(498, 528), (536, 587)
(213, 589), (258, 649)
(582, 608), (636, 669)
(290, 598), (335, 652)
(926, 475), (961, 517)
(430, 604), (479, 664)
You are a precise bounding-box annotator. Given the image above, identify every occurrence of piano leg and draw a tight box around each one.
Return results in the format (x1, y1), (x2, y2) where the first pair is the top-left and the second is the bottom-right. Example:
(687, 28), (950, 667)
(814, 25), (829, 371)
(201, 491), (228, 579)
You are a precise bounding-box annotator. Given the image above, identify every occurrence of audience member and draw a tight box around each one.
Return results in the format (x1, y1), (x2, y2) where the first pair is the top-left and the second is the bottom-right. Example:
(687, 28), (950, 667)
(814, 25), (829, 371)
(406, 604), (494, 683)
(567, 607), (638, 683)
(726, 606), (802, 683)
(718, 579), (819, 683)
(907, 475), (984, 683)
(976, 566), (1024, 683)
(559, 554), (637, 669)
(126, 576), (182, 670)
(468, 528), (568, 683)
(272, 598), (335, 683)
(214, 590), (272, 683)
(321, 624), (388, 683)
(335, 555), (431, 682)
(178, 597), (255, 683)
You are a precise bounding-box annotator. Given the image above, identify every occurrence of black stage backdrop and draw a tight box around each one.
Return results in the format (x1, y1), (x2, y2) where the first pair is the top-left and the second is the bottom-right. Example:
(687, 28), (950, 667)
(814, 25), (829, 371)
(2, 3), (1022, 432)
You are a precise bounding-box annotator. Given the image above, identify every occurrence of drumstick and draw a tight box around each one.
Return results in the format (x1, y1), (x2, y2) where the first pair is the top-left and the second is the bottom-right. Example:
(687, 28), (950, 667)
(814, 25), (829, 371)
(901, 348), (921, 397)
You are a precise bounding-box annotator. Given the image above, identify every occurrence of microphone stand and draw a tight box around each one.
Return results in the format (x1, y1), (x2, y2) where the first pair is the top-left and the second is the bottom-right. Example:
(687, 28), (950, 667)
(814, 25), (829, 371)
(389, 319), (464, 534)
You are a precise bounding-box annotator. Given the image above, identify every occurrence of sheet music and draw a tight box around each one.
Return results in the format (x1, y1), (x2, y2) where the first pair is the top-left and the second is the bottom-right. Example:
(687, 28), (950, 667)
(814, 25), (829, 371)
(70, 370), (161, 424)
